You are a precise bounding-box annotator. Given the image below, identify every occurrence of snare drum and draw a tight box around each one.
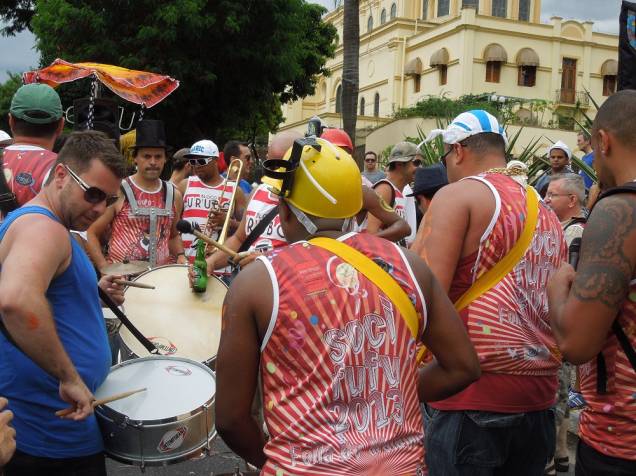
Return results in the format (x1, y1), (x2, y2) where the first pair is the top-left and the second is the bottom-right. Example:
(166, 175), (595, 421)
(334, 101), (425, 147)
(118, 265), (226, 367)
(95, 356), (217, 467)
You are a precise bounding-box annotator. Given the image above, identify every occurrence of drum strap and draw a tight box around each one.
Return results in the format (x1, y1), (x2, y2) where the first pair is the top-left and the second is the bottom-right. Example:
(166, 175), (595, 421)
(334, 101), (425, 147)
(98, 287), (160, 355)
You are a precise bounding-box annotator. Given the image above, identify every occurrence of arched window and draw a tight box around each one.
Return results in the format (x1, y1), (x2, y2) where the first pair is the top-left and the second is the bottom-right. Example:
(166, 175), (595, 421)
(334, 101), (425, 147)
(373, 93), (380, 117)
(422, 0), (428, 19)
(601, 59), (618, 96)
(380, 8), (387, 24)
(367, 15), (373, 32)
(335, 85), (342, 113)
(519, 0), (531, 21)
(360, 97), (366, 115)
(390, 3), (397, 19)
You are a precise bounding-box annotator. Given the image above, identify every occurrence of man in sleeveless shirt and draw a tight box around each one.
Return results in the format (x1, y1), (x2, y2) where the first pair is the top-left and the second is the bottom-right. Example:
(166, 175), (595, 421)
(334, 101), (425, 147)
(0, 131), (127, 475)
(178, 139), (247, 263)
(411, 110), (566, 475)
(215, 136), (480, 475)
(2, 84), (64, 212)
(548, 90), (636, 475)
(86, 120), (186, 269)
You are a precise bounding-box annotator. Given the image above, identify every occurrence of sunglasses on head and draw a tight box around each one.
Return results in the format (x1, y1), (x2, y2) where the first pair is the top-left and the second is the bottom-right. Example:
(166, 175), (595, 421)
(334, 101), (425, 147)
(188, 156), (216, 167)
(64, 165), (119, 206)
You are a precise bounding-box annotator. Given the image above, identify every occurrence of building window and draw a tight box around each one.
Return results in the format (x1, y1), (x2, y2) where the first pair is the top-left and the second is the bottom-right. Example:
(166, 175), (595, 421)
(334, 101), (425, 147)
(336, 85), (342, 113)
(603, 75), (617, 96)
(367, 15), (373, 32)
(518, 65), (536, 87)
(437, 0), (450, 17)
(360, 97), (366, 115)
(373, 93), (380, 117)
(380, 8), (387, 24)
(492, 0), (506, 17)
(486, 61), (501, 83)
(439, 65), (448, 85)
(462, 0), (478, 9)
(422, 0), (428, 19)
(390, 3), (397, 19)
(414, 74), (421, 92)
(519, 0), (530, 21)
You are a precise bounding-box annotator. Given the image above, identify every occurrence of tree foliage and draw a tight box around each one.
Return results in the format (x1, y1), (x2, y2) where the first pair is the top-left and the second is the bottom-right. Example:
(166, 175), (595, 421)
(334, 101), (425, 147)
(0, 73), (22, 132)
(0, 0), (34, 35)
(24, 0), (336, 146)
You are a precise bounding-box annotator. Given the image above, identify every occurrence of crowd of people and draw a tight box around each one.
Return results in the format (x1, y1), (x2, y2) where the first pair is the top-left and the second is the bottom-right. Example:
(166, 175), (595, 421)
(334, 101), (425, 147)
(0, 81), (634, 476)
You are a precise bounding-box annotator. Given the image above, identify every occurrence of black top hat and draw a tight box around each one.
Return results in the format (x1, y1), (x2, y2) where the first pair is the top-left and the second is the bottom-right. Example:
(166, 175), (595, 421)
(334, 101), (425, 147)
(406, 163), (448, 197)
(73, 97), (121, 142)
(133, 120), (168, 149)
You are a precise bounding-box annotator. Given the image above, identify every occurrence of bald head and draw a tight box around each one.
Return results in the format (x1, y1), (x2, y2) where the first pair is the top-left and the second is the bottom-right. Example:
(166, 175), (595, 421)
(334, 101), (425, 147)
(268, 130), (303, 160)
(593, 89), (636, 149)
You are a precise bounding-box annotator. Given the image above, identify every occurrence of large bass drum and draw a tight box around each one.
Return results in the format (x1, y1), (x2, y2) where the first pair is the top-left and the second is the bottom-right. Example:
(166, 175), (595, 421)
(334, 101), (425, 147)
(118, 264), (226, 367)
(95, 356), (216, 467)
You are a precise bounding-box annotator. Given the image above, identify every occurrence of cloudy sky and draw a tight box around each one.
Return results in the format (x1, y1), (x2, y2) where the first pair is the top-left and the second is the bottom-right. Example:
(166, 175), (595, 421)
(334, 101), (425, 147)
(0, 0), (623, 82)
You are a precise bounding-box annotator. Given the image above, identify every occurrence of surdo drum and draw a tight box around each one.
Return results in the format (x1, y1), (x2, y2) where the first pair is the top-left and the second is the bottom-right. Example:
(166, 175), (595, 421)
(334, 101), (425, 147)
(118, 264), (226, 367)
(95, 356), (217, 467)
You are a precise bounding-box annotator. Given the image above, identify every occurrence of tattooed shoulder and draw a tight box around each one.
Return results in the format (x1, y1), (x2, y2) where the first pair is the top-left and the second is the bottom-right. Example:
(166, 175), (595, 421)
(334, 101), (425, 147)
(573, 194), (636, 309)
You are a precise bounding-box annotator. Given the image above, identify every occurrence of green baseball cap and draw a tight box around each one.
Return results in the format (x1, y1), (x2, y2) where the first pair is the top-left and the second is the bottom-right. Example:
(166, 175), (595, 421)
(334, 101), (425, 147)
(10, 83), (63, 124)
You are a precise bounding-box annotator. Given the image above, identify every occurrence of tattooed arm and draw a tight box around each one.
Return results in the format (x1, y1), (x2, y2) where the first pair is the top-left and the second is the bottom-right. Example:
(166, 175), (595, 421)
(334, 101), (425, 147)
(548, 194), (636, 364)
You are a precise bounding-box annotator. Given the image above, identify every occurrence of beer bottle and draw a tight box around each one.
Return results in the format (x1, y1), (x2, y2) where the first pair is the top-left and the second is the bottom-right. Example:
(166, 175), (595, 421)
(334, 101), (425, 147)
(192, 239), (208, 293)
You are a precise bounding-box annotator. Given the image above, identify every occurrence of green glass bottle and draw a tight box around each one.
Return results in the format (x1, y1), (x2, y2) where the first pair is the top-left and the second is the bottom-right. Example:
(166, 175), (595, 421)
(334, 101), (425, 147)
(192, 239), (208, 293)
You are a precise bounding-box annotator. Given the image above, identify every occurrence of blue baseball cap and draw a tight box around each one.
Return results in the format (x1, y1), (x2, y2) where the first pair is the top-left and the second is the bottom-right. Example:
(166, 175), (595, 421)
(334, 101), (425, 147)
(422, 110), (508, 147)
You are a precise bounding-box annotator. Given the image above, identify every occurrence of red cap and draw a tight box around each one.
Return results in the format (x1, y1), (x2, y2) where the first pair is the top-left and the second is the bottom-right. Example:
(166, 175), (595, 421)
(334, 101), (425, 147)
(321, 128), (353, 154)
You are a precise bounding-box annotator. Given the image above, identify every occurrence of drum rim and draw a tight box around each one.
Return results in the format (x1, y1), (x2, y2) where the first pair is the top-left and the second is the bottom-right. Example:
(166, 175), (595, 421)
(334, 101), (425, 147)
(95, 355), (216, 426)
(129, 263), (228, 289)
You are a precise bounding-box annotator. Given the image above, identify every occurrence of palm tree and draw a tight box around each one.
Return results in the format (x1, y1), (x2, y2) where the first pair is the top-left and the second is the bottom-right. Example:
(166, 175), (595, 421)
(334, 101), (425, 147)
(342, 0), (360, 166)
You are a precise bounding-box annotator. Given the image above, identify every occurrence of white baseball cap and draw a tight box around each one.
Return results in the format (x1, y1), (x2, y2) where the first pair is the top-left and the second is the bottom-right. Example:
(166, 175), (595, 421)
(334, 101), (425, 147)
(422, 110), (508, 147)
(547, 140), (572, 161)
(185, 139), (219, 158)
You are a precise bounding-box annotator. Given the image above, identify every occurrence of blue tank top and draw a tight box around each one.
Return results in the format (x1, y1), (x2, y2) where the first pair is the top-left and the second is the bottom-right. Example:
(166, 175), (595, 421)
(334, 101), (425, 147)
(0, 206), (111, 458)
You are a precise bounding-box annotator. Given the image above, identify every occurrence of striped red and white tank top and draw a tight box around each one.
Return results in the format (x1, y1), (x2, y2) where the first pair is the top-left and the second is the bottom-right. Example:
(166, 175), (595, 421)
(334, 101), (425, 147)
(579, 281), (636, 460)
(374, 179), (406, 220)
(258, 232), (427, 475)
(433, 173), (566, 413)
(182, 175), (236, 261)
(243, 184), (286, 252)
(109, 178), (175, 266)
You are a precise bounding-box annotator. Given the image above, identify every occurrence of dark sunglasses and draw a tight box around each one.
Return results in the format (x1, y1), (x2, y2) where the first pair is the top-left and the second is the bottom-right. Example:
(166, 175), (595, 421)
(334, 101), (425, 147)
(64, 165), (119, 206)
(188, 157), (216, 167)
(412, 159), (422, 167)
(439, 141), (469, 168)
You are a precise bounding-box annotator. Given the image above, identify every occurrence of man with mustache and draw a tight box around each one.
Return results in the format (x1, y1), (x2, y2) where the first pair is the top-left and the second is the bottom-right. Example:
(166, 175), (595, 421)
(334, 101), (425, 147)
(86, 120), (186, 269)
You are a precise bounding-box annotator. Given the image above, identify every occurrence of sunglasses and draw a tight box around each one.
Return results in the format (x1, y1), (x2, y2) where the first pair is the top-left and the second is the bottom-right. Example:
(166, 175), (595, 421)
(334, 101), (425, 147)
(188, 157), (216, 167)
(412, 159), (422, 167)
(439, 141), (469, 168)
(64, 165), (119, 207)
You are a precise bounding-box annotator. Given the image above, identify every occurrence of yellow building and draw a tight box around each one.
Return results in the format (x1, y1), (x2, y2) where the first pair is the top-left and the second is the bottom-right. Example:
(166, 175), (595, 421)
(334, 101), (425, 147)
(279, 0), (618, 154)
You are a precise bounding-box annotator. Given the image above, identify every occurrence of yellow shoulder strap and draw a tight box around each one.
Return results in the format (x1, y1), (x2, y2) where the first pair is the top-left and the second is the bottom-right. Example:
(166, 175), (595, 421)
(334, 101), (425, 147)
(310, 237), (419, 340)
(454, 185), (540, 311)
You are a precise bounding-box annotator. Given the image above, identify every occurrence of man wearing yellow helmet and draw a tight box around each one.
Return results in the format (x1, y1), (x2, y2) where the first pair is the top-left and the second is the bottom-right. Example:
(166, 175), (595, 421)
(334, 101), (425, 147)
(215, 137), (480, 475)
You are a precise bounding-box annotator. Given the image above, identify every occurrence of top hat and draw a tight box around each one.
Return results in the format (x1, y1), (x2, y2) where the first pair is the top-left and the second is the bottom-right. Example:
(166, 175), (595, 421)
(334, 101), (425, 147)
(406, 163), (448, 197)
(133, 120), (168, 149)
(73, 97), (121, 142)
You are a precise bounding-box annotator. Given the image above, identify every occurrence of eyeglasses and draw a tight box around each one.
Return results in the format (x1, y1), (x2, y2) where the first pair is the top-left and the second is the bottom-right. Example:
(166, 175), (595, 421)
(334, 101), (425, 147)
(412, 159), (422, 167)
(64, 165), (119, 206)
(439, 141), (468, 167)
(545, 192), (572, 200)
(188, 157), (216, 167)
(365, 158), (376, 163)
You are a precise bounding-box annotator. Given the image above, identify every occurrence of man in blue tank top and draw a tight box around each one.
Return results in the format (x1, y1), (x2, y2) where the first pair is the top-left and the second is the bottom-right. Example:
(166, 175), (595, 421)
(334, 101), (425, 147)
(0, 131), (127, 475)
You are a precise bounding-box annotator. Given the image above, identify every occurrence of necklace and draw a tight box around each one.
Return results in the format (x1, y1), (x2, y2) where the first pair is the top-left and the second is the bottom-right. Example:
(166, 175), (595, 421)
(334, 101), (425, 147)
(483, 166), (527, 176)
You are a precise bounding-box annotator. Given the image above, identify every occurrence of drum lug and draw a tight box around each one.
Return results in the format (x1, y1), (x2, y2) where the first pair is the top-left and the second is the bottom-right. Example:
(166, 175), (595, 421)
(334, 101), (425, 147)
(115, 414), (130, 429)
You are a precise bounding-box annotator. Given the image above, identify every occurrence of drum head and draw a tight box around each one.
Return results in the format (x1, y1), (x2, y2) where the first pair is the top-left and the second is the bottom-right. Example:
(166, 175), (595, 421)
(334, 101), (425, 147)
(95, 356), (215, 422)
(119, 265), (225, 363)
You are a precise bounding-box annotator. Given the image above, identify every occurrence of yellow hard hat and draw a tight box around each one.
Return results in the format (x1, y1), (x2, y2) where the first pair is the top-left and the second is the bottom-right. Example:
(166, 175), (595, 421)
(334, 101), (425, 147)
(263, 137), (362, 219)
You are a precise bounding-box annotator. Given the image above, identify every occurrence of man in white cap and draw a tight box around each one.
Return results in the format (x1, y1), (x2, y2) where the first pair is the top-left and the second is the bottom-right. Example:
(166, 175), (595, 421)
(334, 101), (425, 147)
(534, 141), (573, 196)
(411, 110), (566, 475)
(177, 139), (247, 264)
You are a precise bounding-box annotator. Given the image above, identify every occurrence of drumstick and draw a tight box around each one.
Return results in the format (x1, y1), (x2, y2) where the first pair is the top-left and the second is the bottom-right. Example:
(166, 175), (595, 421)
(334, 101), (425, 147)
(114, 279), (155, 289)
(176, 220), (238, 258)
(55, 387), (147, 417)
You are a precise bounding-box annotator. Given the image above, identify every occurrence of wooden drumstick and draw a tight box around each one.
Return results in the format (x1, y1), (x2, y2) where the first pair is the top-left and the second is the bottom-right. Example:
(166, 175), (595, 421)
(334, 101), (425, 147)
(55, 387), (147, 417)
(114, 279), (155, 289)
(176, 220), (238, 258)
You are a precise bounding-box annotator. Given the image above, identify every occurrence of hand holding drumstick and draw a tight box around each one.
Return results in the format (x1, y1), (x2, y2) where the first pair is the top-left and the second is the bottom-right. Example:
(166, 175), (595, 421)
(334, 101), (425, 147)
(56, 387), (147, 418)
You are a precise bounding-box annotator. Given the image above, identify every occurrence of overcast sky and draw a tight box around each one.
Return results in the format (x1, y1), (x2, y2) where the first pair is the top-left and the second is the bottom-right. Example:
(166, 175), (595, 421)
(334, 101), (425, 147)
(0, 0), (623, 83)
